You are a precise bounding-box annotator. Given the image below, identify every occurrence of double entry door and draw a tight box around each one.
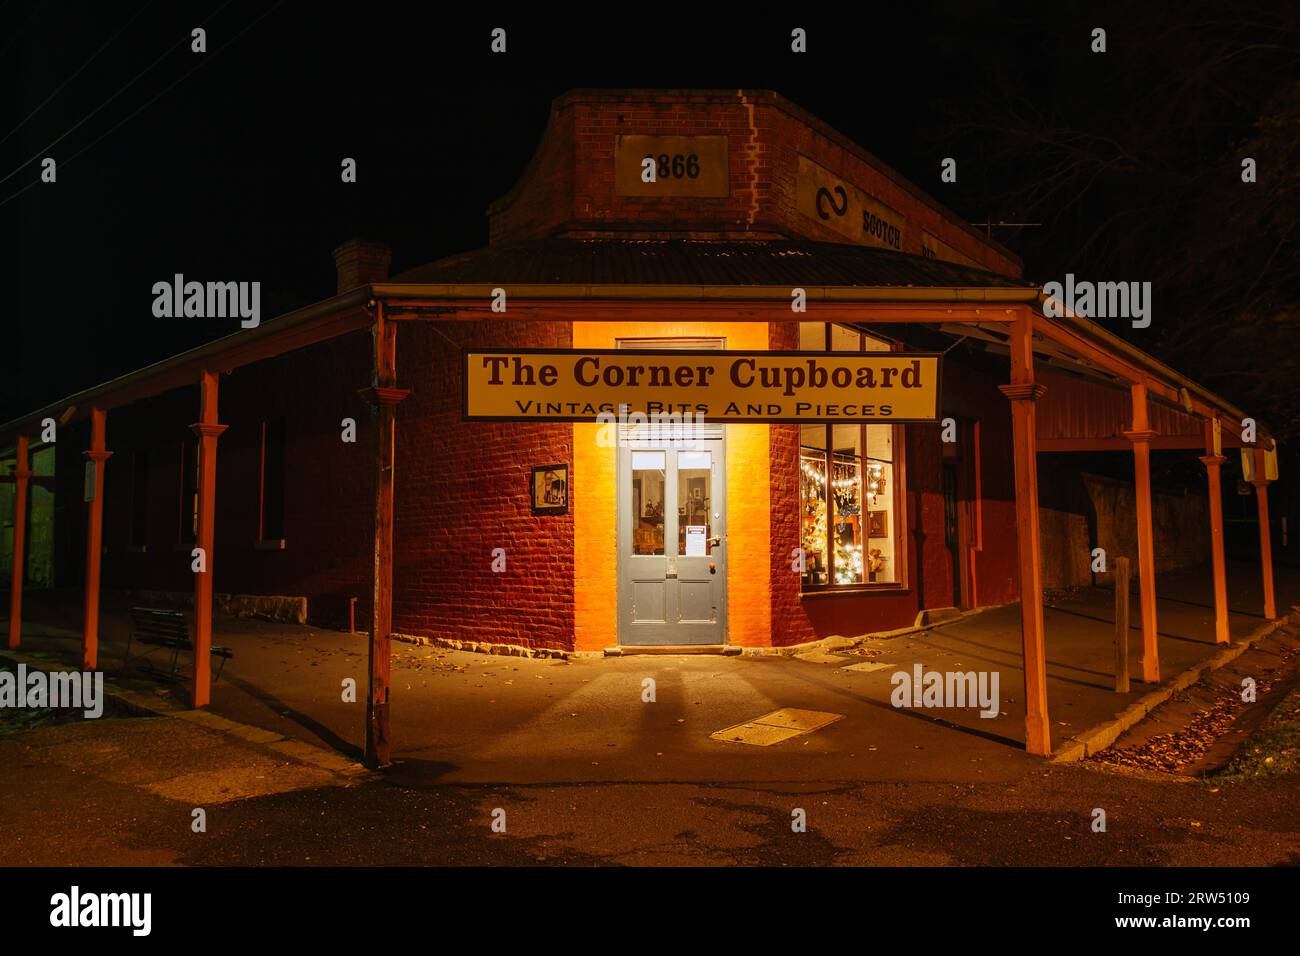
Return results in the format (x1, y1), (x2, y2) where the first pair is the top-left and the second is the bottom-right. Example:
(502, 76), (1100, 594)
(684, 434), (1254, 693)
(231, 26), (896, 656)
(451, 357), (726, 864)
(617, 437), (727, 645)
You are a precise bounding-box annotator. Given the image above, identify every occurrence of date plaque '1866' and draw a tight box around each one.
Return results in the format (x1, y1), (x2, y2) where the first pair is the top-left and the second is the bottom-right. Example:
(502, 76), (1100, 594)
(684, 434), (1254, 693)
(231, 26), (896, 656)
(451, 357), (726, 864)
(614, 135), (730, 197)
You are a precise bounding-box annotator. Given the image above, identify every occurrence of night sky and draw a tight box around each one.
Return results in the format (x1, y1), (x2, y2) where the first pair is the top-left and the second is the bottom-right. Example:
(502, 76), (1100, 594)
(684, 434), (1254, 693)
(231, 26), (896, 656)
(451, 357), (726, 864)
(4, 2), (1289, 425)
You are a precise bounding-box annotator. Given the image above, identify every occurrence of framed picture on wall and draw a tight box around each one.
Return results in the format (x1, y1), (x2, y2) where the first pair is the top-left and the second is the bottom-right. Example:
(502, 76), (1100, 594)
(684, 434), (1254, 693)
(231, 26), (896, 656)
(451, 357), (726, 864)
(868, 509), (888, 538)
(531, 463), (569, 515)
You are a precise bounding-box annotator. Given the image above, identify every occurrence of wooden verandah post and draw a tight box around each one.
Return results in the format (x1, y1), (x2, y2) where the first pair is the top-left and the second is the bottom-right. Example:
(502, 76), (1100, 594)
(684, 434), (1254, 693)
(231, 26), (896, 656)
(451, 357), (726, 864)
(1199, 419), (1230, 644)
(1124, 384), (1160, 683)
(82, 407), (111, 671)
(363, 300), (409, 769)
(191, 371), (228, 708)
(1251, 446), (1277, 621)
(7, 434), (31, 650)
(998, 307), (1051, 756)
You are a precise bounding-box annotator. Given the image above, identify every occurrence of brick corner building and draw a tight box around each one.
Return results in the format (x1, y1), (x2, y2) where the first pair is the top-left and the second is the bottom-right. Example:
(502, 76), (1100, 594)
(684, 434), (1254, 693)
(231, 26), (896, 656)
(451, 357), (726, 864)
(1, 89), (1280, 764)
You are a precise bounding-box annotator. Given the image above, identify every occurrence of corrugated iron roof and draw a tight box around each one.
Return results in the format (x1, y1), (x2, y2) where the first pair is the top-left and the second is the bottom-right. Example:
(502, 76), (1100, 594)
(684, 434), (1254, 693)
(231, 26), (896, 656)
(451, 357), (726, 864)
(392, 239), (1034, 289)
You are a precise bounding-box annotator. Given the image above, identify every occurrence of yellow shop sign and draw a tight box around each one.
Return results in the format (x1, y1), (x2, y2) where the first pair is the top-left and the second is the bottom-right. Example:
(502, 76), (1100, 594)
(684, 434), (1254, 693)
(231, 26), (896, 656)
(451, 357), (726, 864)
(464, 349), (942, 423)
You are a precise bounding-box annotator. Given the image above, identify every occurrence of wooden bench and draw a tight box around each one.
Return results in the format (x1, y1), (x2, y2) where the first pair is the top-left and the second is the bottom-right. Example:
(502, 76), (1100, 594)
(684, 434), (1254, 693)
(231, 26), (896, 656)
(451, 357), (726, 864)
(124, 606), (233, 681)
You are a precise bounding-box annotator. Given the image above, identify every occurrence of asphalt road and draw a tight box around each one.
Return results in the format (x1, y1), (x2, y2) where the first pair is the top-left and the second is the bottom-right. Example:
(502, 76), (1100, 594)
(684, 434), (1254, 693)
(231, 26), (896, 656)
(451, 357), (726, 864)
(2, 710), (1297, 866)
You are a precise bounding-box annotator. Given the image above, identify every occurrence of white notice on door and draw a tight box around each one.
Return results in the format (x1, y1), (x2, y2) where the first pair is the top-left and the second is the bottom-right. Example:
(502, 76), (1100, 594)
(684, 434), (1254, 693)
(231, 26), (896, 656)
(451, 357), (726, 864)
(685, 525), (707, 557)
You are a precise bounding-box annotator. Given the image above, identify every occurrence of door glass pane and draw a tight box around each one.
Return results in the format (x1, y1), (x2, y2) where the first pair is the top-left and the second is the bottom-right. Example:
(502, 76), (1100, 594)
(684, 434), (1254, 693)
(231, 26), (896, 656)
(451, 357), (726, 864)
(676, 450), (711, 555)
(631, 451), (666, 555)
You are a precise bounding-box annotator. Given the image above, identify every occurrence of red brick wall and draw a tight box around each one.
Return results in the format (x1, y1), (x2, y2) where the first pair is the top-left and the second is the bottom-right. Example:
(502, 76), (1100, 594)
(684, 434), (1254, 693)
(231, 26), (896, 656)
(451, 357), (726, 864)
(100, 387), (204, 598)
(87, 318), (1019, 649)
(489, 106), (577, 245)
(391, 319), (575, 651)
(768, 328), (1021, 644)
(488, 90), (1020, 276)
(92, 316), (578, 649)
(98, 325), (374, 627)
(215, 326), (374, 625)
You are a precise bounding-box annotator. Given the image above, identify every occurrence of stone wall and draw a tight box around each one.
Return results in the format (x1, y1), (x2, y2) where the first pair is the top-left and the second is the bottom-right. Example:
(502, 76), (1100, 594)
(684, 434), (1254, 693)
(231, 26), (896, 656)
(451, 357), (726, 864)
(1038, 458), (1210, 590)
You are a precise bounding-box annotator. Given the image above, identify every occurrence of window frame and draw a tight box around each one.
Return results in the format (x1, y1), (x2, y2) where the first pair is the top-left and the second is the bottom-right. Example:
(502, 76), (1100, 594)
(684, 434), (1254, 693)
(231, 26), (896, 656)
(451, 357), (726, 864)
(798, 322), (910, 595)
(257, 418), (287, 548)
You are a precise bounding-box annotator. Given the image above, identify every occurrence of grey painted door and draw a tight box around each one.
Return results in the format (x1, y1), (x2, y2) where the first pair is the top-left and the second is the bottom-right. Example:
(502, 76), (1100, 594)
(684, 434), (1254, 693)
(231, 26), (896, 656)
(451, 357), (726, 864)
(617, 438), (727, 645)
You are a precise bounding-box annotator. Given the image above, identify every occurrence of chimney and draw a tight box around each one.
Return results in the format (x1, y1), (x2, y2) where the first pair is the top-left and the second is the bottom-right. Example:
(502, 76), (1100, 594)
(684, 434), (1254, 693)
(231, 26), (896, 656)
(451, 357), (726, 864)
(332, 238), (392, 294)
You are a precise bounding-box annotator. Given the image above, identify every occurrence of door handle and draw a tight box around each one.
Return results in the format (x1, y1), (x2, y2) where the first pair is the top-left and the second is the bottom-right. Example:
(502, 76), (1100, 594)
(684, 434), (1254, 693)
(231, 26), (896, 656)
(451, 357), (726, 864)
(709, 536), (723, 547)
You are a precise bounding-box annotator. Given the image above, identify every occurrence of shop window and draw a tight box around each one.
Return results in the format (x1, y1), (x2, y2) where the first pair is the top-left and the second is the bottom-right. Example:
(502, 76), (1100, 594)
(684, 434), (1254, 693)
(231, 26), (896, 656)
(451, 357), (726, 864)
(129, 450), (149, 548)
(259, 418), (287, 544)
(798, 322), (905, 590)
(178, 438), (198, 544)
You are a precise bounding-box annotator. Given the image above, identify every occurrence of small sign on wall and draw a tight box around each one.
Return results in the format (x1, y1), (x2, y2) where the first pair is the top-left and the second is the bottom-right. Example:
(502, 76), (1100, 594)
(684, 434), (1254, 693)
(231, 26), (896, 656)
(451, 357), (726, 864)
(83, 460), (96, 502)
(531, 463), (569, 516)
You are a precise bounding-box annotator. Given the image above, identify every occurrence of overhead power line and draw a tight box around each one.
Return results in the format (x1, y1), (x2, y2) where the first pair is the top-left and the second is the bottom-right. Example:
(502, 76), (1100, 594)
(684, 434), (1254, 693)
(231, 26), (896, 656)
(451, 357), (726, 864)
(0, 0), (47, 59)
(0, 0), (157, 151)
(0, 0), (237, 193)
(0, 0), (285, 213)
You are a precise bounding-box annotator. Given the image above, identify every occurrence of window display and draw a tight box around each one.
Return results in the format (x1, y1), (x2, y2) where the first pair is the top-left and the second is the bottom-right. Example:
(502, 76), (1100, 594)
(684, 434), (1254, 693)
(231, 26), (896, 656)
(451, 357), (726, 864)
(798, 322), (905, 590)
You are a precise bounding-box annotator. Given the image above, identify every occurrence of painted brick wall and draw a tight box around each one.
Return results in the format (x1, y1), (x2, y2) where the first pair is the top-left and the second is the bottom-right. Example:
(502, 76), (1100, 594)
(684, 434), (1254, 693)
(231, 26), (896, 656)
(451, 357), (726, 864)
(768, 321), (815, 646)
(939, 358), (1020, 608)
(488, 90), (1020, 276)
(391, 319), (575, 652)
